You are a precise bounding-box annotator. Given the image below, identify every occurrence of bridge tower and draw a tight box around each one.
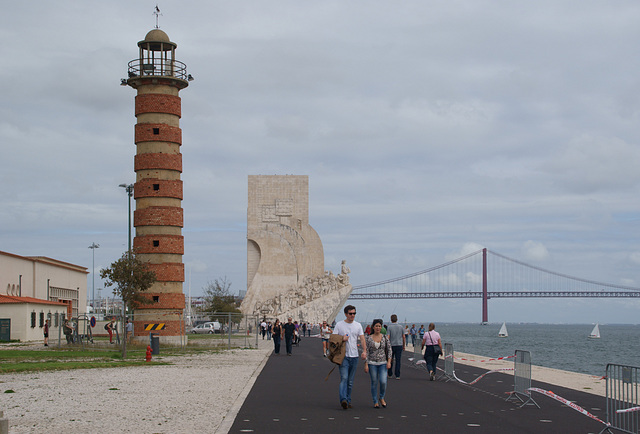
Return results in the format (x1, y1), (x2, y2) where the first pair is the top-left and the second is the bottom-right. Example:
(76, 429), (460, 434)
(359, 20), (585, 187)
(482, 248), (488, 324)
(124, 28), (190, 344)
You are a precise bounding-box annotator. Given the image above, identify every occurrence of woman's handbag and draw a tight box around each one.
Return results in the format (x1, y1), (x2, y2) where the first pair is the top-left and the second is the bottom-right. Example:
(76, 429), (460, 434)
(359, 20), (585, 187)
(428, 331), (442, 355)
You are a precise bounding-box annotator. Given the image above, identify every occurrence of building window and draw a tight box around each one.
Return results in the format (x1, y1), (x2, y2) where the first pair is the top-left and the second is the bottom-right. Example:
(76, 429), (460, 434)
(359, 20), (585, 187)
(39, 312), (44, 328)
(153, 296), (160, 303)
(31, 312), (36, 328)
(153, 184), (160, 191)
(54, 313), (59, 327)
(153, 128), (160, 135)
(153, 240), (160, 247)
(49, 286), (79, 318)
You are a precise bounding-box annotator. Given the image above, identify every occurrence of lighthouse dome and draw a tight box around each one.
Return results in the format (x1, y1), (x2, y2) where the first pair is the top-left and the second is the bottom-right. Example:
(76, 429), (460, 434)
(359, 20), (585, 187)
(144, 29), (171, 43)
(138, 29), (177, 51)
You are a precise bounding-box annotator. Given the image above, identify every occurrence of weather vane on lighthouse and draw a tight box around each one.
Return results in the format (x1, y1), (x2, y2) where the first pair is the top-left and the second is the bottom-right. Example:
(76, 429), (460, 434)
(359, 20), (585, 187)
(153, 5), (162, 29)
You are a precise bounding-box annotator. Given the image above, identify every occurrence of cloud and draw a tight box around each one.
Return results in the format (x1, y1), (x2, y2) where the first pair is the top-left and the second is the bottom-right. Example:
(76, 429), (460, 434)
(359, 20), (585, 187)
(521, 241), (550, 262)
(2, 0), (640, 323)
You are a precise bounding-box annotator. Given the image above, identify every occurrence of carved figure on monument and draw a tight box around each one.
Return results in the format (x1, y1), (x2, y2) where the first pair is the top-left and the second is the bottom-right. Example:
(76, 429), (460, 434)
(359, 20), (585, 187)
(337, 259), (351, 286)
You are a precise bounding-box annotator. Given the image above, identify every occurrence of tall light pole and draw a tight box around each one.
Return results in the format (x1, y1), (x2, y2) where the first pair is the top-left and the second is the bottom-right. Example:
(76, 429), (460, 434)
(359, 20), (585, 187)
(119, 183), (134, 357)
(88, 243), (100, 311)
(119, 183), (134, 257)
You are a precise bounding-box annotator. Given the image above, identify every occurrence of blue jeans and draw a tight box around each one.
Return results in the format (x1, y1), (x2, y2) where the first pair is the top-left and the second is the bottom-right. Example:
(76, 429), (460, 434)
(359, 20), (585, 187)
(339, 356), (359, 404)
(424, 345), (439, 374)
(388, 346), (403, 378)
(368, 363), (388, 404)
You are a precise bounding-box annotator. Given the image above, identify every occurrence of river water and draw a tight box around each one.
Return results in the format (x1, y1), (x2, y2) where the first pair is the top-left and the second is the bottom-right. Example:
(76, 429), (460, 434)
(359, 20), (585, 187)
(406, 322), (640, 377)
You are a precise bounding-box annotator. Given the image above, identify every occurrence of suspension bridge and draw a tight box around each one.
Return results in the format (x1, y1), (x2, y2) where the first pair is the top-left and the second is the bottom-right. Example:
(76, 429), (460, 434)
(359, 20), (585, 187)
(348, 248), (640, 323)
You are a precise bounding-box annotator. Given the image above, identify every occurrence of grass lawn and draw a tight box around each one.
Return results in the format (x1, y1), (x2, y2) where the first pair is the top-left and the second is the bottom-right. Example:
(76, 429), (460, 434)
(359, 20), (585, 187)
(0, 347), (167, 374)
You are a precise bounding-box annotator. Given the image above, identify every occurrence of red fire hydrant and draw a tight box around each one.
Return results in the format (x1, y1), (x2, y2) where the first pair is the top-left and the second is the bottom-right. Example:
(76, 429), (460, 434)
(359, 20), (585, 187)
(145, 345), (152, 362)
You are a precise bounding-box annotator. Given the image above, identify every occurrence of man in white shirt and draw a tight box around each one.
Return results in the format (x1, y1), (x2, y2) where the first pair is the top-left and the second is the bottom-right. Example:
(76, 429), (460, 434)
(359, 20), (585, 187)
(333, 305), (367, 409)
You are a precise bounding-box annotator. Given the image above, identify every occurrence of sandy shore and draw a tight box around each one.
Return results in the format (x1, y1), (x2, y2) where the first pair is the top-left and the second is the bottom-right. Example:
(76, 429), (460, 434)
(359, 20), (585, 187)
(0, 340), (605, 433)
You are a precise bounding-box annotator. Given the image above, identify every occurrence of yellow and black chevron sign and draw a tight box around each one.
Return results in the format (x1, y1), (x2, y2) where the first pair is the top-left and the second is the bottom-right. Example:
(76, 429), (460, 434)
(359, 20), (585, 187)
(144, 323), (166, 331)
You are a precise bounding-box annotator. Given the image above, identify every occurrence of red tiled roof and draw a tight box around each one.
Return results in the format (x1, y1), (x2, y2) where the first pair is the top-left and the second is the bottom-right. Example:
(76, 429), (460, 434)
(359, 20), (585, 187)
(0, 295), (67, 306)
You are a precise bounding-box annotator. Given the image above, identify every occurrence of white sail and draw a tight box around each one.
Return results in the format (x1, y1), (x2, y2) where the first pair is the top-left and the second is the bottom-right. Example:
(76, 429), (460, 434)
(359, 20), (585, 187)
(589, 323), (600, 339)
(498, 322), (508, 337)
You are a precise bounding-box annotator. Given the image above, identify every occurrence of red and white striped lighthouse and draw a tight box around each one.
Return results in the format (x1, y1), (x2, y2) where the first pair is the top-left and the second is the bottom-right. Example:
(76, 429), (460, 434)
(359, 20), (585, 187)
(124, 28), (190, 343)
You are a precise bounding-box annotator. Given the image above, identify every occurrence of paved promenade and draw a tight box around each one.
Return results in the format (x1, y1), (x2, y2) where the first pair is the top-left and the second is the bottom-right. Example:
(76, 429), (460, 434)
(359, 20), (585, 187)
(229, 337), (607, 433)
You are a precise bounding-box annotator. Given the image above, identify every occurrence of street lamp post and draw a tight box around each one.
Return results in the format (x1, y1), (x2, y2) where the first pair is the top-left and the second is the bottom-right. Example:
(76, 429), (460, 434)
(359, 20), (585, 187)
(119, 183), (134, 358)
(88, 243), (100, 311)
(118, 184), (134, 257)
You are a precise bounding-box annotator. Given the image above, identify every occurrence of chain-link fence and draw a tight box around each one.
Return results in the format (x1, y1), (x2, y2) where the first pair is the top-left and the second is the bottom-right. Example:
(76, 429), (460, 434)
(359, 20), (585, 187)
(54, 310), (261, 354)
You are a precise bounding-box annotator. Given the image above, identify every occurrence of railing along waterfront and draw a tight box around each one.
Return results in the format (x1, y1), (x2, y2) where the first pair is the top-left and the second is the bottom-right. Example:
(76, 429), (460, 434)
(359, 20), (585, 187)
(601, 364), (640, 434)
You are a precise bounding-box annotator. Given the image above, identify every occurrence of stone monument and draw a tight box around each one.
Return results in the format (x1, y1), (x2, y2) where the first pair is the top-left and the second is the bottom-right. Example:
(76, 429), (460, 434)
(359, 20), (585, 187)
(242, 175), (352, 324)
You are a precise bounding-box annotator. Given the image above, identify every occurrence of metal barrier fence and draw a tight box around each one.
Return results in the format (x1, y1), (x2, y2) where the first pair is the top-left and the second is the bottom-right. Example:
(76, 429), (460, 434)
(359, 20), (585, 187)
(55, 311), (261, 353)
(506, 349), (539, 408)
(443, 342), (455, 382)
(601, 364), (640, 434)
(411, 341), (426, 370)
(186, 313), (260, 350)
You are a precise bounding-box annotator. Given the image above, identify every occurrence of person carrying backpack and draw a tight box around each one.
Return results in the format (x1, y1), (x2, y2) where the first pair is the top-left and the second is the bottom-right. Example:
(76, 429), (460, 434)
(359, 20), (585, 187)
(104, 318), (115, 344)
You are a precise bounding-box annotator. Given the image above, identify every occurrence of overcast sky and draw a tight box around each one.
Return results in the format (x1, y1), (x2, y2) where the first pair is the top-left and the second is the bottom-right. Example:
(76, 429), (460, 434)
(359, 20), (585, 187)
(2, 1), (640, 324)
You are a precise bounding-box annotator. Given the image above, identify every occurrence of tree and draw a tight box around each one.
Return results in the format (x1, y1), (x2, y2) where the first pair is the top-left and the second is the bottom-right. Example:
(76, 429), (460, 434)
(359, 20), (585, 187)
(203, 277), (241, 317)
(99, 250), (156, 310)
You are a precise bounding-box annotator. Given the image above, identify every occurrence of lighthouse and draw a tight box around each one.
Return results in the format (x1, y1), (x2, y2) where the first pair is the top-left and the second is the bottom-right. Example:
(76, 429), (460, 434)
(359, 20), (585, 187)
(124, 28), (190, 344)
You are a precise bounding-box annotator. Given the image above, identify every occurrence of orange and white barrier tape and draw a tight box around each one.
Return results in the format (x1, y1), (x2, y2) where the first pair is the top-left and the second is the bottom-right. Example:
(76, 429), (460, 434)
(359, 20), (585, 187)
(454, 367), (513, 385)
(455, 354), (515, 363)
(527, 387), (608, 426)
(617, 406), (640, 414)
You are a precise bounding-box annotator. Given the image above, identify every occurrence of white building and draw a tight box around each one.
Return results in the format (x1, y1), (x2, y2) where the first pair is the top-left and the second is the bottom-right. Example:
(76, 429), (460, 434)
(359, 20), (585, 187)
(0, 250), (88, 342)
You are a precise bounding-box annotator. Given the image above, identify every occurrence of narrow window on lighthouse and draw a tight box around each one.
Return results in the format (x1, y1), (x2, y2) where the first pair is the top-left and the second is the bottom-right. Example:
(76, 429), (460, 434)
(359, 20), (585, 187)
(153, 184), (160, 190)
(153, 128), (160, 135)
(153, 240), (160, 247)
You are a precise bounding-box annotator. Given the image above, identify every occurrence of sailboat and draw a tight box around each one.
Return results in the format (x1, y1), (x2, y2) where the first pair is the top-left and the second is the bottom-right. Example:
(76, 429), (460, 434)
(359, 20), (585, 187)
(589, 323), (601, 339)
(498, 322), (508, 338)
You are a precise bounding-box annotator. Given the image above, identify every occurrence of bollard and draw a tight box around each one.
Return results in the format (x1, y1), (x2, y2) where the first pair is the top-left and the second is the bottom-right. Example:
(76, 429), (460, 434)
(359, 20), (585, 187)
(145, 345), (152, 362)
(0, 410), (8, 434)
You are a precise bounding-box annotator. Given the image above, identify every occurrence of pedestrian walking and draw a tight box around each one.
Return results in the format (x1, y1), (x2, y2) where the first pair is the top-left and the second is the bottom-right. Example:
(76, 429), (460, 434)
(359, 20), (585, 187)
(386, 314), (405, 379)
(283, 317), (296, 355)
(320, 320), (332, 357)
(43, 319), (50, 346)
(364, 319), (391, 408)
(410, 324), (417, 347)
(422, 323), (443, 381)
(333, 305), (367, 409)
(272, 319), (282, 355)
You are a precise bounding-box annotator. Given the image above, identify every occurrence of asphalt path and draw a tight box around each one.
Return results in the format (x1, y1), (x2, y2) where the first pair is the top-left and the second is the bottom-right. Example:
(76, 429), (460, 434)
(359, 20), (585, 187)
(229, 337), (607, 433)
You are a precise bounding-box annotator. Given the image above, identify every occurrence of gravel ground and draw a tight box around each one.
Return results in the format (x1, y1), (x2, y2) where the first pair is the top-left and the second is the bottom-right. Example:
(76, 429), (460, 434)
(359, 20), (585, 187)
(0, 341), (272, 433)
